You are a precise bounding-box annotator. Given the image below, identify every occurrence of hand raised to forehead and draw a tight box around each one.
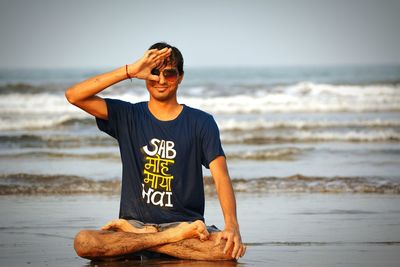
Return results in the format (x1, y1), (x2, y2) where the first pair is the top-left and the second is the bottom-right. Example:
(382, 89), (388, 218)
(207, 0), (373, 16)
(130, 47), (171, 81)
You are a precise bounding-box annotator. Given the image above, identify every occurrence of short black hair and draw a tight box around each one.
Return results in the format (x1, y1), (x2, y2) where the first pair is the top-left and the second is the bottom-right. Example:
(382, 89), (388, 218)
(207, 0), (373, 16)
(149, 42), (184, 75)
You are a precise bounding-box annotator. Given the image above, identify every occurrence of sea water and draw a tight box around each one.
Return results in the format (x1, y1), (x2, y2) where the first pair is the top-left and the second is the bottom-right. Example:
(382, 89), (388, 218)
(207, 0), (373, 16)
(0, 65), (399, 193)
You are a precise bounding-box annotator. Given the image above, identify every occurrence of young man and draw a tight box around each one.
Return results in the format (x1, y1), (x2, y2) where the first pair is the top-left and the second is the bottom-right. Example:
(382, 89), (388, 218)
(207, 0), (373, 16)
(65, 42), (245, 261)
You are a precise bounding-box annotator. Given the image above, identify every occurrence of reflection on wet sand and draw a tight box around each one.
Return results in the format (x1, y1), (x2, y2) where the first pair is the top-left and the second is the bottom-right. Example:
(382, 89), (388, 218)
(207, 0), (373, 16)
(88, 257), (239, 267)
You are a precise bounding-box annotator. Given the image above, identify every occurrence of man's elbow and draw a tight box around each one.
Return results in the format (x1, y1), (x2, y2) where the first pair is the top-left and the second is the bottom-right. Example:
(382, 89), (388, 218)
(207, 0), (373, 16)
(65, 87), (78, 105)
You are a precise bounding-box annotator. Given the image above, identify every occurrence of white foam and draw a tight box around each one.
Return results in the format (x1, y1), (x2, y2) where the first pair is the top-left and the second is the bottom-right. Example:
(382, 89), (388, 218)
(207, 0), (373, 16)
(181, 82), (400, 113)
(1, 83), (399, 115)
(218, 119), (400, 131)
(222, 129), (400, 143)
(2, 173), (399, 194)
(0, 93), (76, 114)
(1, 83), (399, 131)
(284, 82), (400, 97)
(228, 147), (305, 160)
(0, 114), (86, 131)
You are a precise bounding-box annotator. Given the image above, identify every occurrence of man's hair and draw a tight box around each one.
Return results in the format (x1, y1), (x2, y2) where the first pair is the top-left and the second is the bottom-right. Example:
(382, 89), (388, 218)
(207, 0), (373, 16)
(149, 42), (184, 75)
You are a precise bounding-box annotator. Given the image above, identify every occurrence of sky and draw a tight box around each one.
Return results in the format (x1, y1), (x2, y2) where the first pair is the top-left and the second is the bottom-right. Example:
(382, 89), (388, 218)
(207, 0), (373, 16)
(0, 0), (399, 68)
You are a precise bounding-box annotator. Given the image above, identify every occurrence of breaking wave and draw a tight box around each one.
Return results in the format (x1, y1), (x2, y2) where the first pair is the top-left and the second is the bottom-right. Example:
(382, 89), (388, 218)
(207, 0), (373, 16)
(1, 174), (399, 195)
(0, 148), (303, 161)
(218, 119), (400, 132)
(0, 134), (117, 148)
(181, 82), (400, 114)
(0, 173), (121, 195)
(222, 130), (400, 143)
(0, 151), (120, 160)
(1, 82), (399, 116)
(227, 147), (307, 160)
(206, 175), (400, 194)
(0, 115), (93, 131)
(3, 115), (400, 132)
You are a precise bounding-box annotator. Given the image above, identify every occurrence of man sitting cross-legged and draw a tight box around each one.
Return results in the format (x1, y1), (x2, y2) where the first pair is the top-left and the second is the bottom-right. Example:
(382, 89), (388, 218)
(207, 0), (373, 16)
(74, 219), (243, 261)
(66, 42), (246, 261)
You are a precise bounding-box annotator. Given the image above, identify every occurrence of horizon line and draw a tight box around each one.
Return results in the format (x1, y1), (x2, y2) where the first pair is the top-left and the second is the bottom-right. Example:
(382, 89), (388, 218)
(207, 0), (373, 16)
(1, 63), (400, 71)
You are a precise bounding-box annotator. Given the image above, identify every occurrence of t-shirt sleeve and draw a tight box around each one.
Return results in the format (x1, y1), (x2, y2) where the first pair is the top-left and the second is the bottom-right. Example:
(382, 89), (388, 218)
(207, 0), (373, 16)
(95, 98), (132, 140)
(200, 115), (225, 168)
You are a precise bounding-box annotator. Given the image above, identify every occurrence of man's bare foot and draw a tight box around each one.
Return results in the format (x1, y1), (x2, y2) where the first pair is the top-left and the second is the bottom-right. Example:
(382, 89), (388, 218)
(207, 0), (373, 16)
(101, 219), (158, 234)
(166, 220), (210, 242)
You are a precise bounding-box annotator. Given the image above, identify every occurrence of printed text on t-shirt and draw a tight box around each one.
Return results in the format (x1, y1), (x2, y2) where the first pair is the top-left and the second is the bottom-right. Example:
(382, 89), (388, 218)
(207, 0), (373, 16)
(141, 138), (176, 207)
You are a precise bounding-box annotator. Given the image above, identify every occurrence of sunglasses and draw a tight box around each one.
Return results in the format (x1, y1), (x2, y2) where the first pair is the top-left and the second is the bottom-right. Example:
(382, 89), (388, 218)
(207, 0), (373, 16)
(151, 68), (179, 82)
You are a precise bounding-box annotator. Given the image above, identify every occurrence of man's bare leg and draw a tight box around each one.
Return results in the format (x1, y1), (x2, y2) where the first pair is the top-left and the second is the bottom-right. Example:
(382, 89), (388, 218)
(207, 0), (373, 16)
(107, 219), (242, 261)
(101, 218), (158, 234)
(74, 220), (208, 260)
(148, 232), (240, 260)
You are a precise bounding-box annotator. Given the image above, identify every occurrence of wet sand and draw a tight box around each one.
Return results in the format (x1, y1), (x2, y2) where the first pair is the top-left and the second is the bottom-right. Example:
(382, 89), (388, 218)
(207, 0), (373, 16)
(1, 193), (400, 266)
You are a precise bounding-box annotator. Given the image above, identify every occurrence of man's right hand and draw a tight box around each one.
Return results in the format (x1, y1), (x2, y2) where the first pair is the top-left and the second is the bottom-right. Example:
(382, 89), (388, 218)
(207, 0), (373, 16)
(128, 47), (171, 82)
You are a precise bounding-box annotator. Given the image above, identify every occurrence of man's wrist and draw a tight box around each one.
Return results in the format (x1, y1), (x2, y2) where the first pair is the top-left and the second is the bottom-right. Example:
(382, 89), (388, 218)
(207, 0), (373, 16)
(224, 220), (239, 230)
(126, 63), (141, 80)
(125, 64), (132, 80)
(126, 64), (134, 80)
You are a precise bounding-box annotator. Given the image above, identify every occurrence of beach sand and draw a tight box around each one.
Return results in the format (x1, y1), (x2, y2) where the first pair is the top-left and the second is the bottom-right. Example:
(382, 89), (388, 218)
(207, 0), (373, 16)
(1, 193), (399, 267)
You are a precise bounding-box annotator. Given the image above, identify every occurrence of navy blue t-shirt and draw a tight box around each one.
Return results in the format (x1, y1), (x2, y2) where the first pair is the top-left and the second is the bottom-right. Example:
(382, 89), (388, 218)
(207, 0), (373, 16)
(96, 99), (225, 224)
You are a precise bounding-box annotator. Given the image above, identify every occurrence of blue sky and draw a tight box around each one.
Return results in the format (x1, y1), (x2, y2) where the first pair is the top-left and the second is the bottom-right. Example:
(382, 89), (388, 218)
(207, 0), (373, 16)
(0, 0), (399, 68)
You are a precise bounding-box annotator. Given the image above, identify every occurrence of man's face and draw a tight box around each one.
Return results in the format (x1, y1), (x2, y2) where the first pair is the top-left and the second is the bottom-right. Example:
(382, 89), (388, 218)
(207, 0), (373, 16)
(145, 64), (183, 102)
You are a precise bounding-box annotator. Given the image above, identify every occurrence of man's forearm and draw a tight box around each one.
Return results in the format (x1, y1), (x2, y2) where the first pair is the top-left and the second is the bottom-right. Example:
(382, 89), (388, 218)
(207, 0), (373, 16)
(211, 157), (246, 259)
(65, 47), (172, 104)
(216, 177), (239, 229)
(209, 156), (239, 229)
(65, 65), (129, 104)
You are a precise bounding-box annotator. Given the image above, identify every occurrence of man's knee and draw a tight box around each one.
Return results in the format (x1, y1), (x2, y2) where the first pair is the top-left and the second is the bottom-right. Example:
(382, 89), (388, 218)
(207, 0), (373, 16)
(208, 233), (236, 261)
(172, 233), (236, 261)
(74, 230), (99, 258)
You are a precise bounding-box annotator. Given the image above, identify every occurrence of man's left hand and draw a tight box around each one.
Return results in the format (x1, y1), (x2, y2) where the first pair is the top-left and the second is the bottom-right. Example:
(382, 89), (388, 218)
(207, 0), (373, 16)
(215, 227), (246, 260)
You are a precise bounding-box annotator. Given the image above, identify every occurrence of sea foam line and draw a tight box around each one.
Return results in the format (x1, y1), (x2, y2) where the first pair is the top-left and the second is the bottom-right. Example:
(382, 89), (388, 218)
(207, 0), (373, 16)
(218, 119), (400, 131)
(1, 174), (399, 195)
(222, 130), (400, 143)
(0, 147), (307, 161)
(2, 114), (400, 132)
(1, 82), (400, 115)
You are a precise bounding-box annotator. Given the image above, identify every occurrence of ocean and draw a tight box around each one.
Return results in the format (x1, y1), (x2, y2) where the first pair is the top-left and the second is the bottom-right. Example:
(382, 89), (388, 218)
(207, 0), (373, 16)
(0, 65), (400, 266)
(1, 65), (399, 193)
